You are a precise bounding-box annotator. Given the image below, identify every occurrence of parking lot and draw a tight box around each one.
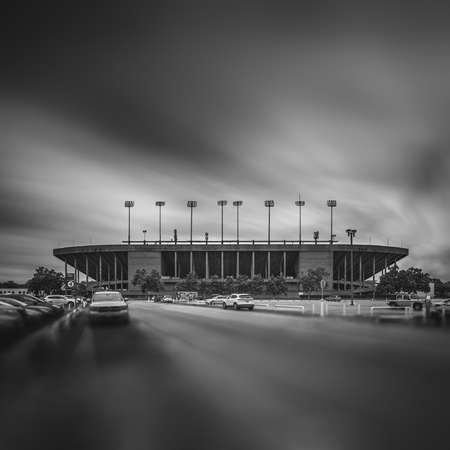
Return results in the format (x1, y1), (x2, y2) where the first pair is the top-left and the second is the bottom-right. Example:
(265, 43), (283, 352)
(1, 301), (449, 450)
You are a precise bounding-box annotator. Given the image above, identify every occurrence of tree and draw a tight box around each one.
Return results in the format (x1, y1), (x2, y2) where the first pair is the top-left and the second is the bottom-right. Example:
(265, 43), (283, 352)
(266, 275), (288, 297)
(175, 272), (199, 292)
(27, 266), (64, 295)
(433, 279), (450, 297)
(132, 269), (164, 293)
(376, 266), (431, 296)
(223, 276), (235, 294)
(236, 275), (250, 293)
(248, 274), (265, 295)
(297, 267), (329, 297)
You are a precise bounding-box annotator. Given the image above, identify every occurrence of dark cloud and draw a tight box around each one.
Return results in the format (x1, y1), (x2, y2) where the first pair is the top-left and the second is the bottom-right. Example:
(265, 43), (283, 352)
(1, 1), (450, 280)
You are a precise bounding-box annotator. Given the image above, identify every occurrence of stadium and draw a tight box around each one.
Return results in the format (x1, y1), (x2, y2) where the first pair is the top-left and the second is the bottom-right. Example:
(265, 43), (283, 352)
(53, 239), (408, 295)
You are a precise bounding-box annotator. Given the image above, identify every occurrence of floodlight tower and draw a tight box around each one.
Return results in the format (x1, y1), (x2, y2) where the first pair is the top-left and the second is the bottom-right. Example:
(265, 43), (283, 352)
(217, 200), (227, 245)
(233, 201), (243, 244)
(327, 200), (337, 244)
(346, 228), (357, 303)
(187, 201), (197, 245)
(124, 201), (135, 245)
(295, 194), (305, 244)
(155, 201), (165, 245)
(264, 200), (275, 244)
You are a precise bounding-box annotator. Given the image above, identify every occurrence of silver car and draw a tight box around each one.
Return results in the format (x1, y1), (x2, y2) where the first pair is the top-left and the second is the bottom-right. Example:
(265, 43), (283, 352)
(88, 291), (129, 324)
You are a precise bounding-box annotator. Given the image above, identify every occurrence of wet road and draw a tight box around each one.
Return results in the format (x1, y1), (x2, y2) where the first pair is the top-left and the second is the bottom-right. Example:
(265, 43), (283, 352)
(1, 302), (449, 450)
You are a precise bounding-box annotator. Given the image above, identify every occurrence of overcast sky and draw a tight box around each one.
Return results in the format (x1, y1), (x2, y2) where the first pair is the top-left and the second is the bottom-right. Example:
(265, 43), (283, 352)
(1, 1), (449, 282)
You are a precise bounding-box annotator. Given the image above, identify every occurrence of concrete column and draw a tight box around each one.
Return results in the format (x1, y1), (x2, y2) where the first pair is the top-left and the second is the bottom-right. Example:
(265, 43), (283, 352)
(120, 264), (123, 291)
(108, 264), (111, 287)
(190, 251), (193, 274)
(373, 255), (376, 299)
(251, 251), (255, 278)
(174, 251), (178, 278)
(359, 254), (363, 289)
(283, 251), (286, 277)
(85, 255), (89, 286)
(64, 259), (68, 280)
(236, 251), (240, 278)
(205, 252), (209, 279)
(267, 251), (271, 278)
(114, 254), (117, 289)
(74, 258), (77, 284)
(221, 251), (224, 279)
(344, 254), (347, 291)
(337, 263), (340, 292)
(99, 255), (102, 286)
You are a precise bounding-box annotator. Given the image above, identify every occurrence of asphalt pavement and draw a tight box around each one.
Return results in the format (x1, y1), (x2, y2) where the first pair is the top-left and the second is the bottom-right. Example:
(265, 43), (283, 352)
(1, 302), (449, 450)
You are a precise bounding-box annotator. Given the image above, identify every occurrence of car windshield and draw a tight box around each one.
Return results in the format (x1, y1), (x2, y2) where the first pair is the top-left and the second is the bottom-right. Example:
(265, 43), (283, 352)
(239, 295), (253, 299)
(92, 292), (124, 302)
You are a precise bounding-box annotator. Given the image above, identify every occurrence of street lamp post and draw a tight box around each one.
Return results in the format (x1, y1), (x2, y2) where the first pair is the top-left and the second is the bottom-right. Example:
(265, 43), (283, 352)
(187, 201), (197, 245)
(233, 201), (243, 244)
(327, 200), (337, 244)
(124, 201), (135, 245)
(346, 228), (357, 304)
(155, 201), (165, 245)
(295, 194), (305, 244)
(142, 229), (147, 245)
(217, 200), (227, 245)
(264, 200), (275, 244)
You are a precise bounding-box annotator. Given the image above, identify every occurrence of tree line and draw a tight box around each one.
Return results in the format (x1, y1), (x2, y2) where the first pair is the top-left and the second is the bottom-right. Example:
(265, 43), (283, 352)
(5, 264), (450, 298)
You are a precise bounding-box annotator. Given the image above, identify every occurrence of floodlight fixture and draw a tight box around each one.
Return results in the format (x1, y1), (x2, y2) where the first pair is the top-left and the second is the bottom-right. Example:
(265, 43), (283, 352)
(217, 200), (228, 245)
(233, 201), (243, 244)
(155, 201), (166, 244)
(327, 200), (337, 244)
(264, 200), (275, 244)
(124, 201), (135, 245)
(187, 201), (197, 244)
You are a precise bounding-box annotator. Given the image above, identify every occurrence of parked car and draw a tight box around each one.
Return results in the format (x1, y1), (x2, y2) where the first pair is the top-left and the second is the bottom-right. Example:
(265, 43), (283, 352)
(88, 291), (129, 324)
(4, 294), (63, 316)
(0, 301), (26, 335)
(161, 296), (174, 303)
(325, 295), (342, 302)
(223, 293), (255, 311)
(44, 294), (76, 309)
(205, 295), (229, 306)
(0, 297), (48, 327)
(430, 299), (450, 317)
(387, 292), (425, 311)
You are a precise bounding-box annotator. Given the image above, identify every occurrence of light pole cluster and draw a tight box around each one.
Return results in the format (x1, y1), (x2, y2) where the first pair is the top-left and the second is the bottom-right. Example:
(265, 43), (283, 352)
(346, 228), (357, 303)
(123, 197), (347, 245)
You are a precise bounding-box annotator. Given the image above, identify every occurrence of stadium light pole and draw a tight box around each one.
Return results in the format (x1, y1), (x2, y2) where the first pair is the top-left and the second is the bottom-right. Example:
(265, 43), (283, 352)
(346, 229), (357, 304)
(155, 201), (165, 245)
(142, 229), (147, 245)
(233, 201), (243, 244)
(327, 200), (337, 244)
(295, 194), (305, 244)
(217, 200), (227, 245)
(124, 201), (135, 245)
(264, 200), (275, 244)
(187, 201), (197, 245)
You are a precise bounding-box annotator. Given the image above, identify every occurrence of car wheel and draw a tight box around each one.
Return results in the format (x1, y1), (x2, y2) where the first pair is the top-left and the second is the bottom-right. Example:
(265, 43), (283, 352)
(248, 306), (254, 311)
(222, 302), (227, 309)
(233, 303), (239, 311)
(413, 303), (423, 311)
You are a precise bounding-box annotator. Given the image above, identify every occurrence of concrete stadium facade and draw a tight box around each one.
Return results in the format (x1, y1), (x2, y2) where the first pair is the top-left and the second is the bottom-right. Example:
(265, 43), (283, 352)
(53, 242), (408, 294)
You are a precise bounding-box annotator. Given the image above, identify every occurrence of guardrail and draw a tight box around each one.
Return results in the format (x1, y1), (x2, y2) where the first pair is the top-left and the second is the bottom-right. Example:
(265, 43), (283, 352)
(370, 306), (412, 316)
